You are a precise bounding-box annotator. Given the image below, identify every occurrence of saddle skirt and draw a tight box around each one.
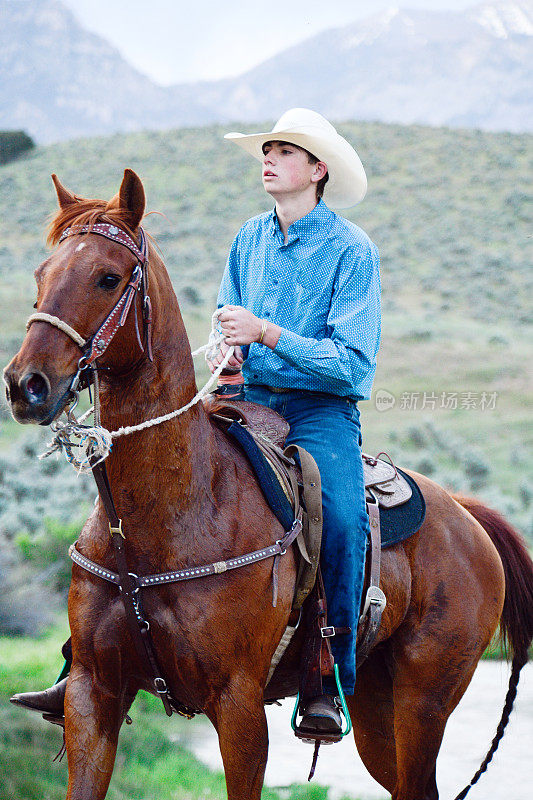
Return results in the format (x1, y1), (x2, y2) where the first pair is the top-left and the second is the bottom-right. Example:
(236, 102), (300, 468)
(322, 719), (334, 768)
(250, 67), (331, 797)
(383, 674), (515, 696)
(204, 393), (425, 567)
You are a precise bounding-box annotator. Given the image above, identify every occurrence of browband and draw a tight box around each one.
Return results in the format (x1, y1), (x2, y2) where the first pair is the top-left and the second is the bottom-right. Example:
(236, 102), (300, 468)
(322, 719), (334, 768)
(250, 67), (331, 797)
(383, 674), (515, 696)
(59, 223), (147, 265)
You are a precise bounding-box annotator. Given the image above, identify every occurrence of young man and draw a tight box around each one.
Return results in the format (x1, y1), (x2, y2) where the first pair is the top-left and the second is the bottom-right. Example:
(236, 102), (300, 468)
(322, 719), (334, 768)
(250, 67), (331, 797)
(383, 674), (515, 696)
(210, 108), (381, 733)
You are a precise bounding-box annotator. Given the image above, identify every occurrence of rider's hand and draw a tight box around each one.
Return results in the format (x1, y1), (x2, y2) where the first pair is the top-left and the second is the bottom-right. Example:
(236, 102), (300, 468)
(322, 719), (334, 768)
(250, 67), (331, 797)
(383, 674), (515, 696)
(207, 342), (244, 374)
(217, 306), (263, 346)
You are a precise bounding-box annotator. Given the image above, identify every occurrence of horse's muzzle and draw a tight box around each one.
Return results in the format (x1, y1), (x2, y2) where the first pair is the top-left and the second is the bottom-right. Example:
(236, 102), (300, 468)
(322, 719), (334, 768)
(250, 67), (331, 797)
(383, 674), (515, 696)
(3, 363), (72, 425)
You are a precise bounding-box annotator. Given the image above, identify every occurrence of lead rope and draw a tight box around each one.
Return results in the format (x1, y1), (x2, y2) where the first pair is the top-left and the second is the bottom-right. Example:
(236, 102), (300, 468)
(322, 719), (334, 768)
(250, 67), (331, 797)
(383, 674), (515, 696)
(39, 309), (234, 472)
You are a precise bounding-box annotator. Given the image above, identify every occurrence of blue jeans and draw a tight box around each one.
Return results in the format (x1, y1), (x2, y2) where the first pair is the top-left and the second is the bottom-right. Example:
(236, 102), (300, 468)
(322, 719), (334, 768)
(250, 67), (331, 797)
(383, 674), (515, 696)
(245, 386), (369, 694)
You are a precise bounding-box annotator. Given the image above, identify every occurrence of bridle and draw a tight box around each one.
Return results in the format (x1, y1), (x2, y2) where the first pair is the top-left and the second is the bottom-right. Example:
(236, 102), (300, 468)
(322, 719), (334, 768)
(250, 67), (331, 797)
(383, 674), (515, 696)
(26, 222), (153, 399)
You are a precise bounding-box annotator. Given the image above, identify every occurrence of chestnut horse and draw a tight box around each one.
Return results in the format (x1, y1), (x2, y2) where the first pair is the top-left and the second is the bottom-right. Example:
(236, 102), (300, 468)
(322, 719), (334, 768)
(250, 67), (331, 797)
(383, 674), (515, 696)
(4, 170), (533, 800)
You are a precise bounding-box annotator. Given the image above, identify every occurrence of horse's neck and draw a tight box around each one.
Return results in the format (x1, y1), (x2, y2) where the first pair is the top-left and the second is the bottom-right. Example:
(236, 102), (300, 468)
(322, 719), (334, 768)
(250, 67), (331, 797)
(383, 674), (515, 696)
(96, 250), (215, 523)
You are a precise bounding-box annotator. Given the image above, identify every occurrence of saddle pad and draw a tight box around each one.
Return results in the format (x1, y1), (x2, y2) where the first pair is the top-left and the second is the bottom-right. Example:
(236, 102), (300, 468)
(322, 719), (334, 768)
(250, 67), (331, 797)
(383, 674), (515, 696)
(379, 469), (426, 548)
(224, 422), (295, 531)
(223, 421), (425, 550)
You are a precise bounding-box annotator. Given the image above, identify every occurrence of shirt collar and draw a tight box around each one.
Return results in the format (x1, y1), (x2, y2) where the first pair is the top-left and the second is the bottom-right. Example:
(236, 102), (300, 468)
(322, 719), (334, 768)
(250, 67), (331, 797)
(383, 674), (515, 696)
(268, 199), (335, 245)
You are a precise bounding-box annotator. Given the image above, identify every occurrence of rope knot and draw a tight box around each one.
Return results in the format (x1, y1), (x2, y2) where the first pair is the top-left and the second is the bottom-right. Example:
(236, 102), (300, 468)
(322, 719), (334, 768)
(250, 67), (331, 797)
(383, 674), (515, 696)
(40, 421), (112, 473)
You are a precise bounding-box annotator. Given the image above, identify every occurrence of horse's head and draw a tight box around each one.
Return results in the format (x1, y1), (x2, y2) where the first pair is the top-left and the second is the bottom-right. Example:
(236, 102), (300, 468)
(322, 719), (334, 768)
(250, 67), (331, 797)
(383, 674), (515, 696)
(3, 169), (151, 425)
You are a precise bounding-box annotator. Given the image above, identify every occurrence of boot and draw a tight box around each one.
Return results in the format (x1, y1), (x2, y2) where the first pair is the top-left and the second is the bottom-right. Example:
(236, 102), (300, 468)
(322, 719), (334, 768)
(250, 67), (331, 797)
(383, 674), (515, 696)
(10, 677), (67, 717)
(297, 694), (342, 735)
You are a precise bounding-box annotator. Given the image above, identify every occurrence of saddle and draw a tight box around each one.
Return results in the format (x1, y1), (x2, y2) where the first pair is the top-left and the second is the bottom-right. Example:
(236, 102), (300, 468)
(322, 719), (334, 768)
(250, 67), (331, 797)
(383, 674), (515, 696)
(204, 395), (413, 508)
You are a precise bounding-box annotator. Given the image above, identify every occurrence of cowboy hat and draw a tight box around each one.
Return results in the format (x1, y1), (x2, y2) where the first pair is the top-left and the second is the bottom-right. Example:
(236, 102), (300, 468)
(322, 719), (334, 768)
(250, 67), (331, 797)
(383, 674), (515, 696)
(224, 108), (367, 208)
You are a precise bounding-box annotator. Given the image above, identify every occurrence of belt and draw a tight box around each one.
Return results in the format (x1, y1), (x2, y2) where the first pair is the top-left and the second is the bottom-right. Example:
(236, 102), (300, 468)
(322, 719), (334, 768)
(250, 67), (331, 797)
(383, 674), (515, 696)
(263, 386), (358, 401)
(266, 386), (293, 394)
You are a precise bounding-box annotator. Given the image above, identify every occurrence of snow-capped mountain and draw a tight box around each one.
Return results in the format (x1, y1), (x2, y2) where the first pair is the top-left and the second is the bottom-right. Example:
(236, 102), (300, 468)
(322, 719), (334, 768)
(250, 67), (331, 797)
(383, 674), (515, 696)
(0, 0), (531, 142)
(178, 0), (531, 133)
(472, 0), (533, 37)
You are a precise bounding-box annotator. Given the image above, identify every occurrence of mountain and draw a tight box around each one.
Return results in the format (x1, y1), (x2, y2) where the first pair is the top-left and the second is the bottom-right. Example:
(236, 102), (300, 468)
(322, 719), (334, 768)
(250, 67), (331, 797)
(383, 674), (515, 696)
(0, 0), (531, 141)
(0, 0), (209, 142)
(177, 0), (532, 132)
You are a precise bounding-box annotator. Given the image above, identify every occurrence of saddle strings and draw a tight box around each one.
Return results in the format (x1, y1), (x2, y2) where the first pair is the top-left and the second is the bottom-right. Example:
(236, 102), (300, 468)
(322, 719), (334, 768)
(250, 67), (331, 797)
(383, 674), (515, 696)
(40, 309), (235, 472)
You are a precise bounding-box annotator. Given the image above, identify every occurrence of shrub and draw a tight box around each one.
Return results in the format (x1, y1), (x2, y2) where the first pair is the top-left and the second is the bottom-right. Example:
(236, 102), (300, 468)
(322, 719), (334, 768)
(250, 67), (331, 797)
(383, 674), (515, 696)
(406, 426), (427, 448)
(463, 450), (490, 491)
(17, 517), (82, 597)
(0, 549), (56, 636)
(0, 131), (35, 165)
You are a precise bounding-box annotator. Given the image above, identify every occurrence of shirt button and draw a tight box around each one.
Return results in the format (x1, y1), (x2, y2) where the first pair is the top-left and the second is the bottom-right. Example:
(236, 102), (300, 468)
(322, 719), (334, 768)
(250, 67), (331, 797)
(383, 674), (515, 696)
(272, 279), (278, 285)
(265, 311), (271, 317)
(253, 374), (258, 379)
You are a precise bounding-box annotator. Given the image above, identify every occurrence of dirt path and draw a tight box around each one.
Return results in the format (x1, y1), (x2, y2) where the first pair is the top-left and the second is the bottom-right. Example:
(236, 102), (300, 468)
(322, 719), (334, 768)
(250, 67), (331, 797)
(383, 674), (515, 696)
(183, 661), (532, 799)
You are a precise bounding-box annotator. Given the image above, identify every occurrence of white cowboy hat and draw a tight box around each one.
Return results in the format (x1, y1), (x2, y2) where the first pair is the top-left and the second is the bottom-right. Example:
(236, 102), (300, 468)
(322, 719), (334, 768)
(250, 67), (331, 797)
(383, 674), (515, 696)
(224, 108), (367, 209)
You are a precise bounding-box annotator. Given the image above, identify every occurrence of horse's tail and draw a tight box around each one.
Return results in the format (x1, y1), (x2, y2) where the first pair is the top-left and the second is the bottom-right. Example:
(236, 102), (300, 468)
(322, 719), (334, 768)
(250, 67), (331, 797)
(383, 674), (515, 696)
(451, 493), (533, 800)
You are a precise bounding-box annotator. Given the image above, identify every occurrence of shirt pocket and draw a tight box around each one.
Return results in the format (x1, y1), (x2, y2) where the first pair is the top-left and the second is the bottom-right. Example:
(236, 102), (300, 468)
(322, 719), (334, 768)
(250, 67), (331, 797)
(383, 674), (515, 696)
(296, 264), (317, 292)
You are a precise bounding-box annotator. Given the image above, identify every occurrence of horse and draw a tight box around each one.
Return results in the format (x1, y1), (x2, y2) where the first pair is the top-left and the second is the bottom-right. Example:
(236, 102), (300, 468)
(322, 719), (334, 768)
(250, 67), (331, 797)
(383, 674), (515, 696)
(4, 169), (532, 800)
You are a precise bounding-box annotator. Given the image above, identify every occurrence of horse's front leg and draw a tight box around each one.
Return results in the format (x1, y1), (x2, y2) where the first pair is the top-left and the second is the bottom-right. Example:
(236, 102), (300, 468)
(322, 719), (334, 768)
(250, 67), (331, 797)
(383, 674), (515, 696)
(210, 675), (269, 800)
(64, 663), (123, 800)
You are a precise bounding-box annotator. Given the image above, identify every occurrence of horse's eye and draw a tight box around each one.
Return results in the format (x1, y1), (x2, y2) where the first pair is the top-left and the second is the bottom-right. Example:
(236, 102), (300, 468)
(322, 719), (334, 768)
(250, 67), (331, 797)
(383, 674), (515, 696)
(98, 274), (121, 290)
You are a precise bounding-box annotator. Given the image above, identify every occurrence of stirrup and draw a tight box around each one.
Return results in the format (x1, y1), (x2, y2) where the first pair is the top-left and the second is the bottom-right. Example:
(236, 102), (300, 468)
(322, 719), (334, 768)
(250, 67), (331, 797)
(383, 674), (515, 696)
(42, 713), (65, 729)
(291, 666), (352, 780)
(291, 665), (352, 745)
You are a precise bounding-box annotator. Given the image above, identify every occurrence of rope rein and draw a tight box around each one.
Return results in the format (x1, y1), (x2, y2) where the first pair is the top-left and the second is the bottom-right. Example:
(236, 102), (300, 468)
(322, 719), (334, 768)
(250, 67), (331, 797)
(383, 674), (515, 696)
(38, 309), (234, 472)
(112, 309), (232, 438)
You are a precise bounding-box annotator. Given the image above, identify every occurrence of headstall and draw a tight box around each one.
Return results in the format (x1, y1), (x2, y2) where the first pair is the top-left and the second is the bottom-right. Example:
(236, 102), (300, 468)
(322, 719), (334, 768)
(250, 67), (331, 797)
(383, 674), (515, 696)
(26, 222), (153, 397)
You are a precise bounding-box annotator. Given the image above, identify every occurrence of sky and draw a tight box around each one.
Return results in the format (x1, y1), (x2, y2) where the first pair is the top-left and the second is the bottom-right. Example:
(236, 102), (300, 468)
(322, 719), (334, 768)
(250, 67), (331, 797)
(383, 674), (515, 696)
(62, 0), (481, 85)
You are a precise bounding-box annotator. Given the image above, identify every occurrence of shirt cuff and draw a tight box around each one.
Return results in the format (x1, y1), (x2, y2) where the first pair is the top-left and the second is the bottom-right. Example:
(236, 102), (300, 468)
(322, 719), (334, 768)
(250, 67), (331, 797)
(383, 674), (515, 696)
(274, 327), (342, 363)
(272, 328), (309, 363)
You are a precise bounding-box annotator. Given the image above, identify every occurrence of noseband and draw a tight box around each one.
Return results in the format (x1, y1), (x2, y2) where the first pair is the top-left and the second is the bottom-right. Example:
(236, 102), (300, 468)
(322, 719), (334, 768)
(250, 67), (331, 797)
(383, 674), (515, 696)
(26, 222), (153, 392)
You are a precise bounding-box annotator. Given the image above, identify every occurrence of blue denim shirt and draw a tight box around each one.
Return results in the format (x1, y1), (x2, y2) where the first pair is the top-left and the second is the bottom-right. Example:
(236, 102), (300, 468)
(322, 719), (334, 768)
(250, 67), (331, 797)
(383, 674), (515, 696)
(217, 199), (381, 400)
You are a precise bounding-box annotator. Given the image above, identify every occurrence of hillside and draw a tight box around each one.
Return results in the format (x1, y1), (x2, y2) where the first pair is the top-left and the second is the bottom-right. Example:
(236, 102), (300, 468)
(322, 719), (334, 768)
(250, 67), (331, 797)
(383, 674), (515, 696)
(0, 120), (532, 573)
(1, 0), (532, 141)
(0, 120), (530, 337)
(0, 0), (172, 142)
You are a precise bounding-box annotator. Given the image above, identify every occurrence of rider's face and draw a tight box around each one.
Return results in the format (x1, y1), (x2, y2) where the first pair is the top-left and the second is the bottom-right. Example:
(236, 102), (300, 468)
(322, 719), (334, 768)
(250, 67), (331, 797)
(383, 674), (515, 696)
(261, 141), (324, 199)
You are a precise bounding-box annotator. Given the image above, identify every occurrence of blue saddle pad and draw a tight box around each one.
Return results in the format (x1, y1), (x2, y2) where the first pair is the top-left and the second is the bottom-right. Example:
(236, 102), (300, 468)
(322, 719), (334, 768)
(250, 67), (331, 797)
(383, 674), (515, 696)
(225, 422), (295, 531)
(378, 468), (426, 548)
(224, 421), (425, 549)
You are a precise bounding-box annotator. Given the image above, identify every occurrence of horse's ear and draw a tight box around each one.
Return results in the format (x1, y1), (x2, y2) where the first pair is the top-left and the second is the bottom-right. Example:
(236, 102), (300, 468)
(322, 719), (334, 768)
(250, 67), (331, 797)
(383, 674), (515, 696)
(51, 174), (78, 209)
(118, 169), (145, 230)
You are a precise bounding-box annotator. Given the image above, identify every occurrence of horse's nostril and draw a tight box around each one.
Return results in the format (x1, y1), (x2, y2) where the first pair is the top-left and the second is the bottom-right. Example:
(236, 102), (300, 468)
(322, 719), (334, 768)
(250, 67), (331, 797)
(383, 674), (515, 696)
(20, 372), (49, 405)
(5, 385), (10, 402)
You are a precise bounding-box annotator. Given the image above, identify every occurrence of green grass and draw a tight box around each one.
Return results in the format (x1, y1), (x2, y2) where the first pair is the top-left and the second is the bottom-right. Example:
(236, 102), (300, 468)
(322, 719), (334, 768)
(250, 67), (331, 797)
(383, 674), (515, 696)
(2, 704), (350, 800)
(0, 707), (348, 800)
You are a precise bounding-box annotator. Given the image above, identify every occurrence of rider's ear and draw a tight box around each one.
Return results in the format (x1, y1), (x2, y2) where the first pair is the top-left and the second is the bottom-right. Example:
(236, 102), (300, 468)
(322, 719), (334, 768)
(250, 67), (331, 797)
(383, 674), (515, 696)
(51, 174), (78, 209)
(116, 168), (145, 231)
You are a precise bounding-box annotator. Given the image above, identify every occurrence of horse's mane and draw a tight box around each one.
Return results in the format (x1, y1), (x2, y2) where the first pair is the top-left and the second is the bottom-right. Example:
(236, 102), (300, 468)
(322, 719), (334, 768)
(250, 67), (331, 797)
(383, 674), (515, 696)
(47, 197), (138, 246)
